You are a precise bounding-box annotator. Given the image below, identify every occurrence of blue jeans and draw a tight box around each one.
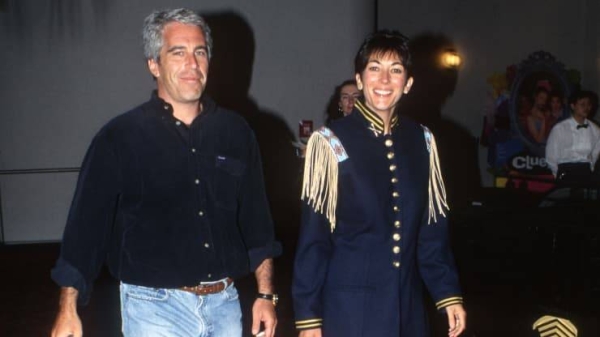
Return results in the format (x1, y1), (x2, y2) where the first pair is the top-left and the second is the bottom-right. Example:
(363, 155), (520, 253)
(120, 281), (242, 337)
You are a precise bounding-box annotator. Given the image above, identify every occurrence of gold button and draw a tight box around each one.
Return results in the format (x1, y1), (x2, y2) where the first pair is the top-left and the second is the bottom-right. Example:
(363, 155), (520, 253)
(385, 139), (393, 147)
(393, 261), (400, 268)
(389, 164), (397, 171)
(392, 191), (399, 198)
(391, 177), (398, 183)
(393, 206), (399, 212)
(393, 246), (400, 254)
(387, 152), (395, 160)
(393, 233), (401, 241)
(394, 220), (401, 228)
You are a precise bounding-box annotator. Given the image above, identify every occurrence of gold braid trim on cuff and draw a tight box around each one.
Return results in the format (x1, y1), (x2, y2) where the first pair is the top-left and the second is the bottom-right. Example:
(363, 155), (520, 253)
(301, 128), (346, 232)
(296, 318), (323, 330)
(435, 296), (464, 310)
(423, 126), (450, 224)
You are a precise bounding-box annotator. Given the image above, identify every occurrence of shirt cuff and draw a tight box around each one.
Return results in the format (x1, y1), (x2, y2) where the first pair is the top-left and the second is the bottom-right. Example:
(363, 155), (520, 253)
(435, 296), (464, 310)
(248, 241), (283, 271)
(51, 257), (92, 305)
(296, 318), (323, 330)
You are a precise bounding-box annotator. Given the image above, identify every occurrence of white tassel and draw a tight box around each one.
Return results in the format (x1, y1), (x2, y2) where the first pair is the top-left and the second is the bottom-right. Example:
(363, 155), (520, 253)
(423, 127), (449, 224)
(301, 129), (346, 232)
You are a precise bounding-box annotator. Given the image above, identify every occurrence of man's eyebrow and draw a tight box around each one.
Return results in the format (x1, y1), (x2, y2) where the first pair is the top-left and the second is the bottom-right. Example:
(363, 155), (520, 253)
(165, 45), (207, 53)
(166, 46), (185, 53)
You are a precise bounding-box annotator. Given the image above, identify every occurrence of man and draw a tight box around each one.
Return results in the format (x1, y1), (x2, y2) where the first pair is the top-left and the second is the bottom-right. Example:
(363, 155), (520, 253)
(51, 8), (280, 337)
(546, 90), (600, 185)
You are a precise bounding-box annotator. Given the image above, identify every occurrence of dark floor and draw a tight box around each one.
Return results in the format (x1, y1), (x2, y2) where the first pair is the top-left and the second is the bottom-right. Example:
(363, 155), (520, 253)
(1, 187), (600, 337)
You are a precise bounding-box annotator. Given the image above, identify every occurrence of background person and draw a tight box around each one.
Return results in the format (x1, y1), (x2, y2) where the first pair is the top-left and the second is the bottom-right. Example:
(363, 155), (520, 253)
(325, 79), (361, 125)
(546, 90), (600, 184)
(526, 87), (549, 143)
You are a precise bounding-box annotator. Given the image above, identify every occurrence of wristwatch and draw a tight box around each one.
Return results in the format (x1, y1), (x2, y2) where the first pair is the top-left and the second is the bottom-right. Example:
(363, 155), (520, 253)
(257, 293), (279, 306)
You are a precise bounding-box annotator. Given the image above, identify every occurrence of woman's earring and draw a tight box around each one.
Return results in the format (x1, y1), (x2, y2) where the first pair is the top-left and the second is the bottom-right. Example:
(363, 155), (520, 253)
(357, 83), (363, 90)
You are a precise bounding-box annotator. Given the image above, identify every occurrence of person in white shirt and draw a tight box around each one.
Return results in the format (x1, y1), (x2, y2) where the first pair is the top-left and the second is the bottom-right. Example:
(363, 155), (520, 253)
(545, 90), (600, 183)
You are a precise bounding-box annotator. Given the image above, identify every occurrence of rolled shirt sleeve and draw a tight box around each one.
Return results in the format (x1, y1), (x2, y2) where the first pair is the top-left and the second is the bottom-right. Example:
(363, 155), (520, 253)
(51, 129), (121, 305)
(237, 131), (282, 270)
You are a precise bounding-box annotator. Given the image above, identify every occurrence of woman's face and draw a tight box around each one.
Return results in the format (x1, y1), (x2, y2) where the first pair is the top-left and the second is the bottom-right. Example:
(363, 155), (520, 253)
(356, 51), (413, 117)
(534, 92), (548, 106)
(338, 84), (361, 116)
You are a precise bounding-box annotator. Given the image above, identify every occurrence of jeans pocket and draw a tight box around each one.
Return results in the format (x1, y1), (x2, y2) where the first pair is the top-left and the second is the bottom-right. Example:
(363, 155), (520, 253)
(122, 283), (169, 301)
(222, 284), (239, 302)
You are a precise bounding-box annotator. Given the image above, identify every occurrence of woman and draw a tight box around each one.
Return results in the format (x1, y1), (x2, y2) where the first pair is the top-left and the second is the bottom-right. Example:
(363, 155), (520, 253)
(325, 80), (361, 124)
(526, 88), (549, 143)
(293, 31), (466, 337)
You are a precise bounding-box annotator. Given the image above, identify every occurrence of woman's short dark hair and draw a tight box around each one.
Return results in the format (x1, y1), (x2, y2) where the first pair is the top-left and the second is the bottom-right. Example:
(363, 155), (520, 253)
(354, 30), (412, 75)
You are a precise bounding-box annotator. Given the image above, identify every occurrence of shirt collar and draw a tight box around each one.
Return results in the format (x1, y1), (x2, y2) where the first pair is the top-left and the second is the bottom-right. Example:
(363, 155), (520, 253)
(568, 116), (589, 129)
(148, 90), (216, 120)
(354, 99), (399, 136)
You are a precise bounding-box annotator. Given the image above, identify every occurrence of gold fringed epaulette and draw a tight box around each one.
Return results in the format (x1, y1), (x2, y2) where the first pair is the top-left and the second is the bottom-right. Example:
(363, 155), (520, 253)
(301, 127), (348, 232)
(422, 126), (449, 224)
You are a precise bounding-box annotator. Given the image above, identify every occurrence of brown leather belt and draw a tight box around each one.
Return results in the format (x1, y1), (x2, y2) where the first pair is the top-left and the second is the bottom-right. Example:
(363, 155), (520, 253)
(180, 277), (233, 295)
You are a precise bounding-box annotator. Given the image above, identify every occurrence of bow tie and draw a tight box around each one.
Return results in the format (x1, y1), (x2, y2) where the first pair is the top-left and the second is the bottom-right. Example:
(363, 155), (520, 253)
(576, 124), (589, 130)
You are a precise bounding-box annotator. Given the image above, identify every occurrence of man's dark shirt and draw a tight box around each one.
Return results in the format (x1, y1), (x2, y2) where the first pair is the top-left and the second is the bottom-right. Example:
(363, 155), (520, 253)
(52, 92), (281, 304)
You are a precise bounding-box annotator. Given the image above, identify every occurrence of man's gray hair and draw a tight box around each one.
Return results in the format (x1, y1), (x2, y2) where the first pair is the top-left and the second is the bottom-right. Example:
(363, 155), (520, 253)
(142, 8), (213, 61)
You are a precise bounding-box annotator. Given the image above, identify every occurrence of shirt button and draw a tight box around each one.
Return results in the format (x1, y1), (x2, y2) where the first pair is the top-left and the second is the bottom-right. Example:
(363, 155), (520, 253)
(393, 261), (401, 268)
(163, 105), (169, 110)
(394, 220), (401, 228)
(391, 177), (398, 184)
(207, 274), (212, 278)
(204, 243), (210, 248)
(392, 191), (399, 198)
(194, 179), (200, 184)
(385, 139), (393, 147)
(191, 148), (197, 153)
(389, 164), (397, 172)
(393, 246), (400, 254)
(175, 121), (182, 126)
(387, 152), (394, 160)
(198, 211), (204, 216)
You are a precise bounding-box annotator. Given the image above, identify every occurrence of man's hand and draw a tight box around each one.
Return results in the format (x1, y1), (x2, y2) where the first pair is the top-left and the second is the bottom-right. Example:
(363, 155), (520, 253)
(251, 298), (277, 337)
(51, 287), (82, 337)
(299, 328), (322, 337)
(446, 303), (466, 337)
(253, 259), (276, 337)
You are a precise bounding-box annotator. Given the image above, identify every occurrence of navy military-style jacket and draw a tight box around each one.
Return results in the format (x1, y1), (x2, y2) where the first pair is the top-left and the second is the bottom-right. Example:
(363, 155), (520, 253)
(292, 101), (463, 337)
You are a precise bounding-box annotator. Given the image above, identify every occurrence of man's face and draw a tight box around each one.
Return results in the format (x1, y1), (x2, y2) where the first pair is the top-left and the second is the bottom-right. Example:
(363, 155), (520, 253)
(571, 97), (592, 120)
(148, 22), (209, 106)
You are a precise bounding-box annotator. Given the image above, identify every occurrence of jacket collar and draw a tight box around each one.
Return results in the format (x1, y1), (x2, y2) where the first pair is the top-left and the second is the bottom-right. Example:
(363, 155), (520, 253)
(354, 99), (399, 136)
